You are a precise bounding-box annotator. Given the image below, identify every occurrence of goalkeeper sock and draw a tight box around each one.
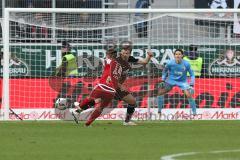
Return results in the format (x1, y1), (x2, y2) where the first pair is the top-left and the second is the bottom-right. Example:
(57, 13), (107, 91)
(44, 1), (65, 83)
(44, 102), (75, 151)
(85, 107), (102, 126)
(157, 96), (164, 113)
(79, 98), (95, 110)
(188, 98), (197, 115)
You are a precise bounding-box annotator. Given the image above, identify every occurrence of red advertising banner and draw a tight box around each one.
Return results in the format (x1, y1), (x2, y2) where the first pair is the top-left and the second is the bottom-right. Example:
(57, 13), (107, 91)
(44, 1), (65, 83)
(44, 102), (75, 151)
(0, 78), (239, 108)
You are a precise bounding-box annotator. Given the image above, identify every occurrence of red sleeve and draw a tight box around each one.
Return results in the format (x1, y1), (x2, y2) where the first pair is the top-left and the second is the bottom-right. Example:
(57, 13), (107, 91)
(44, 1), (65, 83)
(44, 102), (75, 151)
(110, 60), (122, 89)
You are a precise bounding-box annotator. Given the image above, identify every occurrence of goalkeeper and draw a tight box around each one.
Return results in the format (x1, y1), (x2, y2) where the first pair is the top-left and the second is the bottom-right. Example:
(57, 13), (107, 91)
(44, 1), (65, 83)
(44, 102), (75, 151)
(157, 49), (197, 116)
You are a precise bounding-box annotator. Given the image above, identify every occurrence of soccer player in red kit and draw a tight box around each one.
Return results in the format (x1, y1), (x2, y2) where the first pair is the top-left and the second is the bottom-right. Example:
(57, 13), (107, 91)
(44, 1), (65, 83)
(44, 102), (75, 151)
(72, 41), (153, 126)
(72, 48), (121, 126)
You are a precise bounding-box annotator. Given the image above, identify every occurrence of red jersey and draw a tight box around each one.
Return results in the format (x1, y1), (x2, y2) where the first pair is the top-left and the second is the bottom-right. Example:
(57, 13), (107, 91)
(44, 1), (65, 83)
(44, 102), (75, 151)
(98, 58), (122, 91)
(99, 58), (111, 85)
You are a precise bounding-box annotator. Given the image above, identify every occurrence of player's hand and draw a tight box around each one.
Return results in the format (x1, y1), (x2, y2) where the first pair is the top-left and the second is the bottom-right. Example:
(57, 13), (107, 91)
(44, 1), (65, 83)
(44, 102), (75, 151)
(147, 50), (153, 58)
(159, 81), (165, 89)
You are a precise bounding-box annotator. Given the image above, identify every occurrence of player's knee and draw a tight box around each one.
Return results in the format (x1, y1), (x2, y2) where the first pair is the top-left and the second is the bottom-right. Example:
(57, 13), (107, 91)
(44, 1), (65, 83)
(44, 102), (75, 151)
(127, 99), (136, 106)
(158, 88), (171, 96)
(158, 89), (165, 96)
(127, 105), (136, 114)
(185, 92), (193, 99)
(158, 82), (172, 93)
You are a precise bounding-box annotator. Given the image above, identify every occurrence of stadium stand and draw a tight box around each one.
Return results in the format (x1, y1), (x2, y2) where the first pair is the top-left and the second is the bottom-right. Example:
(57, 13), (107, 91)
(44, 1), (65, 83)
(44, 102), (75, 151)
(0, 0), (196, 43)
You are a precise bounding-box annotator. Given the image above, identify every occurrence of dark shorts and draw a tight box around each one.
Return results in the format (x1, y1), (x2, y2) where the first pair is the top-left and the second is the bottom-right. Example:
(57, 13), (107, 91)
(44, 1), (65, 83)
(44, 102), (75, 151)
(114, 88), (130, 100)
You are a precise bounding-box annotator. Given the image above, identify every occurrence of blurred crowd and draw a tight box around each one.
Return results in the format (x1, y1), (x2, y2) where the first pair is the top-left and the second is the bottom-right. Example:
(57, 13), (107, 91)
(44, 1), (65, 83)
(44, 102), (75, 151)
(0, 0), (103, 43)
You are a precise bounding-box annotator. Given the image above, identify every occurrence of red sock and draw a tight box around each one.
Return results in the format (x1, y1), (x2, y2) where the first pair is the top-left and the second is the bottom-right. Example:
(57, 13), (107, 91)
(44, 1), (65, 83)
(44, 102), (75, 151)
(85, 108), (102, 126)
(80, 98), (95, 110)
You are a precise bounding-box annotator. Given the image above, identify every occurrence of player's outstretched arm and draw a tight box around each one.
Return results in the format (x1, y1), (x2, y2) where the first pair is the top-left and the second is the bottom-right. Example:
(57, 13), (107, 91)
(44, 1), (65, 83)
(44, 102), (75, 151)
(162, 62), (170, 81)
(137, 50), (153, 65)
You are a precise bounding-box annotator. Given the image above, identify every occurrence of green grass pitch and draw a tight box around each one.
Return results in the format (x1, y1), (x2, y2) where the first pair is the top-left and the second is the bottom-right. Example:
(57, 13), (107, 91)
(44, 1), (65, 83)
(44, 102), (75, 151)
(0, 120), (240, 160)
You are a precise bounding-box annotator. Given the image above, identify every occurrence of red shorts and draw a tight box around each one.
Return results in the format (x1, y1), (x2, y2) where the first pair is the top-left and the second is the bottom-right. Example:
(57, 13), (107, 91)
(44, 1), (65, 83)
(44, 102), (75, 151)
(90, 84), (115, 107)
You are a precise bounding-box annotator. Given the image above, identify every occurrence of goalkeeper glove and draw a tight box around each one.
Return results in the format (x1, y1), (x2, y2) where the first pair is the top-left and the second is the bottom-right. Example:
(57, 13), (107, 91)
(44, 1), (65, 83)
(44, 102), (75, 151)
(159, 81), (165, 89)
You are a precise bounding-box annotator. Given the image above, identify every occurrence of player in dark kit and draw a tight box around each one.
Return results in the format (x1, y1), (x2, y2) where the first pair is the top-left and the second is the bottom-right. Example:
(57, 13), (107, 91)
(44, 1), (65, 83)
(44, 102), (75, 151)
(115, 41), (153, 125)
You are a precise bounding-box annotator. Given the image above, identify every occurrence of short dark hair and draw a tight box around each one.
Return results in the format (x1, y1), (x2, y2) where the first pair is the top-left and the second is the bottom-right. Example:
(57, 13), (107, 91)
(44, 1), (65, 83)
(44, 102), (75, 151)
(106, 48), (117, 58)
(174, 49), (184, 55)
(189, 44), (197, 51)
(62, 41), (71, 49)
(120, 41), (132, 51)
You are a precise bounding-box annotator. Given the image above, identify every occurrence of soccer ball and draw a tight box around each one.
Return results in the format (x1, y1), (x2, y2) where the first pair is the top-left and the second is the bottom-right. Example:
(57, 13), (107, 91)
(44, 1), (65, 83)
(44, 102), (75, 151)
(55, 98), (68, 110)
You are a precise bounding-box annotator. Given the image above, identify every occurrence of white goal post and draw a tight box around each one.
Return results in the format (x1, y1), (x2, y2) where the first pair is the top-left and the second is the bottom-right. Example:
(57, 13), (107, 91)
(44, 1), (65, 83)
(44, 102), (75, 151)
(1, 8), (240, 121)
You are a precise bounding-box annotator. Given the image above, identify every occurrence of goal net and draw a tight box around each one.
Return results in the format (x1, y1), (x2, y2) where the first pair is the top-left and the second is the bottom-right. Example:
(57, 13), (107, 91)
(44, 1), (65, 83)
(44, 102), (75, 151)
(1, 8), (240, 120)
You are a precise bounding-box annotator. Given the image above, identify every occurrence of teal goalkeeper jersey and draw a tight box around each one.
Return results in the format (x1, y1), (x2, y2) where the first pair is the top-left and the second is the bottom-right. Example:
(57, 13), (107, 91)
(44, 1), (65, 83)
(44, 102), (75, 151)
(162, 59), (195, 85)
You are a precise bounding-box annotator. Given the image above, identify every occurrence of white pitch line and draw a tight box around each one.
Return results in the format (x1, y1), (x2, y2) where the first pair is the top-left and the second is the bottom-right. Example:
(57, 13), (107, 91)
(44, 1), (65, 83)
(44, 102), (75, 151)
(161, 152), (198, 160)
(211, 149), (240, 154)
(161, 149), (240, 160)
